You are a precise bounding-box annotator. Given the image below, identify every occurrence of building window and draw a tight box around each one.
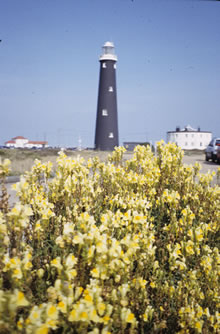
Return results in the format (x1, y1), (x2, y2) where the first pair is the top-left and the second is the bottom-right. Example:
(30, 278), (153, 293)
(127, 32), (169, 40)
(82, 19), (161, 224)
(191, 142), (194, 146)
(114, 64), (117, 69)
(185, 142), (188, 146)
(200, 142), (202, 146)
(176, 134), (178, 137)
(108, 86), (113, 92)
(109, 132), (114, 138)
(185, 134), (188, 137)
(102, 109), (108, 116)
(192, 134), (194, 138)
(102, 63), (106, 68)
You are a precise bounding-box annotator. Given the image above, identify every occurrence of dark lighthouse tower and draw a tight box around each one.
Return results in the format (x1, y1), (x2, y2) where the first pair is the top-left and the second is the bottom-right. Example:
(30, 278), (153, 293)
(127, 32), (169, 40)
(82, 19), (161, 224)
(94, 41), (119, 150)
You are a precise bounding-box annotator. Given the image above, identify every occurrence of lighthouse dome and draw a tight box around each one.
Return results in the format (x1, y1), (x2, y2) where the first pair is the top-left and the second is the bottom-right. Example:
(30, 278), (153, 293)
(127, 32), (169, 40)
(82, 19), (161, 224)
(104, 41), (114, 47)
(100, 41), (117, 61)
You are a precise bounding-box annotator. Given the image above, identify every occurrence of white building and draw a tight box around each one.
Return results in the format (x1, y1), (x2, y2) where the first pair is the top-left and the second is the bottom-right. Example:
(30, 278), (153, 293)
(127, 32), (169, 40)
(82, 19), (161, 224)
(5, 136), (48, 149)
(167, 125), (212, 150)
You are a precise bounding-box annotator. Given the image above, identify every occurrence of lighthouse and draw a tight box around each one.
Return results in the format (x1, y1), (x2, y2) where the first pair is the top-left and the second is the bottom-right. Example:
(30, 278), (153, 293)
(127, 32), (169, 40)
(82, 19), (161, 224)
(94, 41), (119, 150)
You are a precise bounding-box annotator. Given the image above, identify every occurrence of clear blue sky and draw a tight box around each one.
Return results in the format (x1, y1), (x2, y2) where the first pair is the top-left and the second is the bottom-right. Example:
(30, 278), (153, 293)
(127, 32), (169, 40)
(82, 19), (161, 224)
(0, 0), (219, 148)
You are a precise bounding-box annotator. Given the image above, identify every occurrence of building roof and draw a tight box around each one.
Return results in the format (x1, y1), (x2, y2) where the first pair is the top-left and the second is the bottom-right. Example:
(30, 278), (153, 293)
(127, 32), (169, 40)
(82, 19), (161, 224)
(182, 125), (197, 132)
(5, 137), (48, 146)
(167, 125), (211, 134)
(28, 141), (48, 145)
(12, 136), (27, 140)
(124, 141), (147, 144)
(5, 140), (16, 144)
(167, 130), (211, 134)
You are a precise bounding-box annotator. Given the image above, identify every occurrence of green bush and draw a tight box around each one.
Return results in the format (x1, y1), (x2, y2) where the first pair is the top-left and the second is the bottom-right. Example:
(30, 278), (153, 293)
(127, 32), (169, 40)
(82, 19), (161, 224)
(0, 142), (219, 333)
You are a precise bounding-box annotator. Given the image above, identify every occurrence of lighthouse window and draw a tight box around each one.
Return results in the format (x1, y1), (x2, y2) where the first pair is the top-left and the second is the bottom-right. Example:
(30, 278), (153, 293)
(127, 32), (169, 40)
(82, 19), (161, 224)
(108, 86), (113, 92)
(102, 63), (106, 68)
(102, 109), (108, 116)
(109, 132), (114, 138)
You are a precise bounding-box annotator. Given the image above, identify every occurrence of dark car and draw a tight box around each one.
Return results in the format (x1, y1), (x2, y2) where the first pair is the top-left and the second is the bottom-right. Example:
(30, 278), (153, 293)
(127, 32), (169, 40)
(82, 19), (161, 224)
(205, 137), (220, 162)
(217, 146), (220, 164)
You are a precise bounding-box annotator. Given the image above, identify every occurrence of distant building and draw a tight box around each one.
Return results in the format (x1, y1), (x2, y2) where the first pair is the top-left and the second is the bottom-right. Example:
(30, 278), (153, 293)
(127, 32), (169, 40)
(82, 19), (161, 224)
(123, 141), (151, 151)
(167, 125), (212, 150)
(5, 136), (48, 149)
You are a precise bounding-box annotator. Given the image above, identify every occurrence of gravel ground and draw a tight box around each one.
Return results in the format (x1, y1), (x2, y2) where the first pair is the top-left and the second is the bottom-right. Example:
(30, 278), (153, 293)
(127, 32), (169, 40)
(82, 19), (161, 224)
(4, 153), (219, 208)
(183, 154), (219, 175)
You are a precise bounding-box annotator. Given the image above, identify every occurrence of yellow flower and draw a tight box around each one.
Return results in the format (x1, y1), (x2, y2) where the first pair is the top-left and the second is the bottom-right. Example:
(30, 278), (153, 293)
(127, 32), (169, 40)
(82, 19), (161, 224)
(187, 229), (193, 238)
(51, 257), (62, 270)
(126, 312), (135, 323)
(29, 306), (42, 324)
(35, 325), (49, 334)
(102, 315), (110, 324)
(17, 318), (23, 330)
(196, 305), (203, 318)
(46, 303), (58, 320)
(88, 245), (95, 258)
(172, 243), (182, 259)
(97, 302), (106, 316)
(96, 241), (108, 253)
(90, 309), (101, 323)
(13, 268), (23, 279)
(57, 300), (67, 313)
(9, 257), (21, 268)
(84, 294), (93, 303)
(35, 221), (43, 232)
(182, 209), (187, 216)
(194, 320), (203, 333)
(74, 287), (83, 300)
(195, 227), (203, 242)
(63, 222), (74, 235)
(204, 307), (210, 317)
(23, 261), (32, 270)
(72, 234), (83, 244)
(68, 309), (77, 322)
(67, 269), (77, 280)
(143, 313), (148, 321)
(185, 240), (195, 255)
(65, 254), (77, 268)
(46, 319), (58, 329)
(55, 236), (65, 248)
(91, 267), (99, 278)
(79, 311), (89, 321)
(14, 290), (29, 307)
(150, 282), (156, 288)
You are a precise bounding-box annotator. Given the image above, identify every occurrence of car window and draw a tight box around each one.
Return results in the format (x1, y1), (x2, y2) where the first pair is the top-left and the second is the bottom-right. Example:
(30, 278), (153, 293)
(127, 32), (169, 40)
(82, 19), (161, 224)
(209, 139), (214, 147)
(216, 140), (220, 146)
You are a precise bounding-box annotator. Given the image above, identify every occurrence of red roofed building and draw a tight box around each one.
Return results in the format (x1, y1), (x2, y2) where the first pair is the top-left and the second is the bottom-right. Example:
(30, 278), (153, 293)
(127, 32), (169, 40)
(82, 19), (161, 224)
(5, 136), (48, 149)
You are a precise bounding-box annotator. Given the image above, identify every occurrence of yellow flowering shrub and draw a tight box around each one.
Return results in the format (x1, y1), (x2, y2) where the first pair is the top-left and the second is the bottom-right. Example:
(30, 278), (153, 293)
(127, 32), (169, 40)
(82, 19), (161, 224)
(0, 142), (219, 333)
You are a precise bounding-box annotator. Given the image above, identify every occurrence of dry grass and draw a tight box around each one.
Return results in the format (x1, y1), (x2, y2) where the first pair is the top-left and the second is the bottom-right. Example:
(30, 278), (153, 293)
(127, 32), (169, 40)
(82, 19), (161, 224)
(0, 149), (113, 176)
(1, 148), (218, 180)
